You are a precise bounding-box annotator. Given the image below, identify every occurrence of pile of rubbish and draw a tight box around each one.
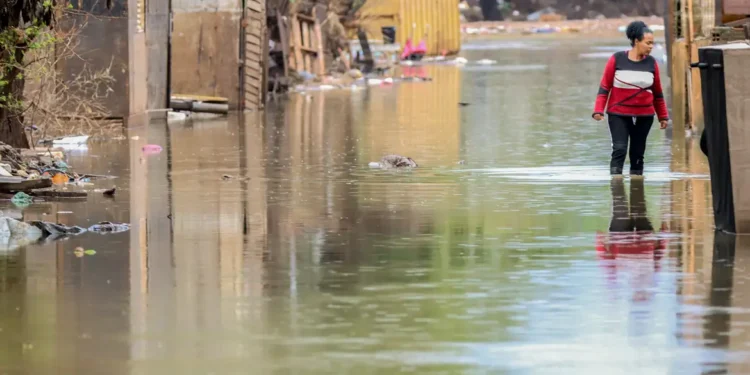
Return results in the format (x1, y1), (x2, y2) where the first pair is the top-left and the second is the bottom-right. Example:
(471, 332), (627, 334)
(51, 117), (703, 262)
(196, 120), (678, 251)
(0, 216), (130, 252)
(0, 141), (114, 205)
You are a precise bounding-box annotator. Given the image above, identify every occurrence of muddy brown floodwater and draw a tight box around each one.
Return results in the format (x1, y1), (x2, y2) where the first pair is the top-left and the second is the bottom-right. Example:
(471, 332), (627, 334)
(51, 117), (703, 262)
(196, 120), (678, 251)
(1, 38), (743, 374)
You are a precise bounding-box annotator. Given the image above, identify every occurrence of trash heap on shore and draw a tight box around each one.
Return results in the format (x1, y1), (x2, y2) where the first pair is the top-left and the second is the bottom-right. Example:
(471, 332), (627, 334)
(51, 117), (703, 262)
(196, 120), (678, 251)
(0, 139), (129, 251)
(0, 141), (113, 204)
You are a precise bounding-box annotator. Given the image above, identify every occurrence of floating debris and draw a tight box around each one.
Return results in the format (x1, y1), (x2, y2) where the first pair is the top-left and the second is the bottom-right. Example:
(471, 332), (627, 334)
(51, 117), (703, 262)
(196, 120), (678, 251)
(0, 216), (43, 251)
(88, 222), (130, 234)
(73, 247), (97, 257)
(142, 144), (163, 155)
(31, 221), (87, 239)
(369, 155), (418, 169)
(40, 135), (90, 145)
(103, 188), (116, 197)
(11, 192), (33, 207)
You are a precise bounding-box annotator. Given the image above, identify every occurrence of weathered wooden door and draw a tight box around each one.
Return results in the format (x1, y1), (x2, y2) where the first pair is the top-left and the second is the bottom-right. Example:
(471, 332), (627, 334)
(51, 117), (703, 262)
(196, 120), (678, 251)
(242, 0), (267, 111)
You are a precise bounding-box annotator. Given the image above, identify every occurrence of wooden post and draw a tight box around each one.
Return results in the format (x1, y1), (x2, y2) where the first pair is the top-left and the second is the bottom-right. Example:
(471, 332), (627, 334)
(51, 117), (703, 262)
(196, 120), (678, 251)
(666, 0), (677, 78)
(277, 10), (291, 76)
(242, 0), (266, 111)
(291, 14), (304, 72)
(314, 22), (325, 76)
(302, 22), (311, 72)
(686, 0), (696, 130)
(724, 46), (750, 233)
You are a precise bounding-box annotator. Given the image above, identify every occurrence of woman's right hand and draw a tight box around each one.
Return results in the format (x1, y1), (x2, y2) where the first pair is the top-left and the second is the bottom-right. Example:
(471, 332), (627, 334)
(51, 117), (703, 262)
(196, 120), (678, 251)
(593, 114), (604, 121)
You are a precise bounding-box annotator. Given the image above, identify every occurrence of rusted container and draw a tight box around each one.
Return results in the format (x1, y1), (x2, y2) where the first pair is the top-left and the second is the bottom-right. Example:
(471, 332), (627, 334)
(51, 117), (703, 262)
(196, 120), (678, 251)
(355, 0), (461, 55)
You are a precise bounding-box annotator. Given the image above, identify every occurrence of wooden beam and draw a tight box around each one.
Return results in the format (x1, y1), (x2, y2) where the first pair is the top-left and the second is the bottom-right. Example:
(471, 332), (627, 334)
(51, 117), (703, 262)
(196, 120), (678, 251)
(314, 21), (325, 76)
(277, 10), (290, 76)
(686, 0), (696, 128)
(302, 22), (311, 72)
(291, 14), (304, 72)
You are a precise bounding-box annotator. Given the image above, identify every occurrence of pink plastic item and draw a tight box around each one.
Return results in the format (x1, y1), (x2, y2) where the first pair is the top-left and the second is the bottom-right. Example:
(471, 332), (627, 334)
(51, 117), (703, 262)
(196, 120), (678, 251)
(142, 144), (163, 155)
(414, 40), (427, 54)
(400, 38), (414, 60)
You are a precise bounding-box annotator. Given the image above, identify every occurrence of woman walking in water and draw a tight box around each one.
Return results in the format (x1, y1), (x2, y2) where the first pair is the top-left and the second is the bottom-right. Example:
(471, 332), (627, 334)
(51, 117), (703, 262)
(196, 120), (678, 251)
(593, 20), (669, 176)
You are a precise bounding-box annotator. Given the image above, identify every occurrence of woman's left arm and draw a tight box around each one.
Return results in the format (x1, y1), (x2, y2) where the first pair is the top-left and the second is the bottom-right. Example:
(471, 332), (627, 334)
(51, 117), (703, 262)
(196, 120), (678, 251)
(653, 63), (670, 127)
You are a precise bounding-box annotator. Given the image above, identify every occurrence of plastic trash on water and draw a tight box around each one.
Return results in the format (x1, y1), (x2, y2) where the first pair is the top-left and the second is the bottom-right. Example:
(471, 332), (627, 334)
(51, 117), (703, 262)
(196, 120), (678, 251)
(142, 144), (163, 155)
(0, 164), (12, 177)
(31, 221), (87, 240)
(11, 192), (33, 207)
(52, 135), (89, 145)
(88, 221), (131, 234)
(53, 160), (69, 170)
(0, 217), (43, 252)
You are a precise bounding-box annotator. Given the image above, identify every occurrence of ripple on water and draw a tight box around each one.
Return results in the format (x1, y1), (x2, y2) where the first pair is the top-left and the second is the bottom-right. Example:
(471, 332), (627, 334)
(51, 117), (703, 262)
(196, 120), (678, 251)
(460, 64), (548, 72)
(457, 165), (710, 183)
(461, 41), (550, 51)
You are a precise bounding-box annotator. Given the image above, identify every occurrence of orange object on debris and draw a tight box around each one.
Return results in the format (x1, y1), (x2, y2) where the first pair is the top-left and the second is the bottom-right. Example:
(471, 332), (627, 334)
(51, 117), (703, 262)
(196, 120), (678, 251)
(51, 173), (68, 185)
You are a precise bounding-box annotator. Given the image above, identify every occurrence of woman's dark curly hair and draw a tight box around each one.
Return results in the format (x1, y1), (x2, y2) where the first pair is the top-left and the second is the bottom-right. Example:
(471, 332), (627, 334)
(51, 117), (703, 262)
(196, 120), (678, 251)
(626, 21), (653, 47)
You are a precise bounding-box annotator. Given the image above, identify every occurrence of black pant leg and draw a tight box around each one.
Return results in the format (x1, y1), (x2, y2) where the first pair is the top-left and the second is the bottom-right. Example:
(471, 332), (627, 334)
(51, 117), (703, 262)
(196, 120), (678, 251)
(628, 116), (654, 174)
(608, 115), (630, 175)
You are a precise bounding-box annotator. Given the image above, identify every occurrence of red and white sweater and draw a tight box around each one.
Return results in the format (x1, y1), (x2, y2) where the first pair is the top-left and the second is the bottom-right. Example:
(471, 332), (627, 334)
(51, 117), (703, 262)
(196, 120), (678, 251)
(593, 51), (669, 121)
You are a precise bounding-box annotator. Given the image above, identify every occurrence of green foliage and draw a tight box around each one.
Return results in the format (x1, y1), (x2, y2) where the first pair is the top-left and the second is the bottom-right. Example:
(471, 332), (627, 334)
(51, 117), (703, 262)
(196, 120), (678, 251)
(0, 24), (58, 111)
(0, 0), (58, 112)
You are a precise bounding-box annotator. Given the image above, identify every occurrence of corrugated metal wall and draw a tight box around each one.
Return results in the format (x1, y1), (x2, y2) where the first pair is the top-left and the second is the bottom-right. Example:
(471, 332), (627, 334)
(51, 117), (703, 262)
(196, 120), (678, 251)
(357, 0), (461, 55)
(398, 0), (461, 55)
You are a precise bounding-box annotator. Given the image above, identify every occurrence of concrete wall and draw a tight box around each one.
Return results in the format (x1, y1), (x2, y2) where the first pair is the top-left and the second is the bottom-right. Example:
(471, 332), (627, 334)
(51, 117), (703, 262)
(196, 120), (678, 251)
(171, 0), (243, 109)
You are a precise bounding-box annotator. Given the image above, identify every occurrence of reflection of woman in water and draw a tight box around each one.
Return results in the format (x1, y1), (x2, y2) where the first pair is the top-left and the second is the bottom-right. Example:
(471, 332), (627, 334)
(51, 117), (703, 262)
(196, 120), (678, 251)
(596, 179), (669, 304)
(592, 21), (670, 176)
(596, 178), (667, 260)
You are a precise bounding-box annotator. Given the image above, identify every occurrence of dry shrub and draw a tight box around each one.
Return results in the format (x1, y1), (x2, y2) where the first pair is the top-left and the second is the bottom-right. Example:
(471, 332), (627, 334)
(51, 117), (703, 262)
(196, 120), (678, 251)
(23, 8), (122, 141)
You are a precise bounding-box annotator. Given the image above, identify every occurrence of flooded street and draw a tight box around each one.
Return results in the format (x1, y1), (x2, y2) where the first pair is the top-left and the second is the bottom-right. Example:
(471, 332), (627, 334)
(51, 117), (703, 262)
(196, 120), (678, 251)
(1, 38), (742, 374)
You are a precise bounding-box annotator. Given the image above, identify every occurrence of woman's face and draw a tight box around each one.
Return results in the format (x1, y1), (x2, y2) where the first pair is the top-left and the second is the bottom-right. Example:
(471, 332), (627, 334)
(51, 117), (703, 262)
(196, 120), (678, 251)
(635, 32), (654, 56)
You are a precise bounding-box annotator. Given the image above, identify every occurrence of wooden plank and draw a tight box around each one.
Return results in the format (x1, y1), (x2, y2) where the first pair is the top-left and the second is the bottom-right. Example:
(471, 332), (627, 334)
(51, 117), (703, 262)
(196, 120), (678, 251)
(302, 21), (311, 72)
(314, 22), (325, 75)
(244, 76), (262, 89)
(298, 46), (318, 54)
(277, 10), (290, 76)
(724, 47), (750, 233)
(290, 15), (304, 72)
(245, 67), (262, 79)
(261, 22), (269, 107)
(297, 14), (315, 23)
(244, 67), (262, 77)
(244, 91), (260, 102)
(172, 12), (241, 108)
(243, 0), (266, 111)
(245, 50), (261, 63)
(0, 177), (53, 193)
(244, 92), (260, 105)
(245, 70), (262, 81)
(245, 33), (261, 47)
(247, 0), (263, 13)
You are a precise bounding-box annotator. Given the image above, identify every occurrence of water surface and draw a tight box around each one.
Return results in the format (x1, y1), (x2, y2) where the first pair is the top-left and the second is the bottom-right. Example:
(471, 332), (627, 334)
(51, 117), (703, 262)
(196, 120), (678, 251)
(0, 38), (737, 375)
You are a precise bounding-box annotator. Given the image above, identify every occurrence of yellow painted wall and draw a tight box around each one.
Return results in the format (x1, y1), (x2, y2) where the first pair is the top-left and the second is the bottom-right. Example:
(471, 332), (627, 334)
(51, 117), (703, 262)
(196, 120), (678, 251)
(356, 0), (461, 55)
